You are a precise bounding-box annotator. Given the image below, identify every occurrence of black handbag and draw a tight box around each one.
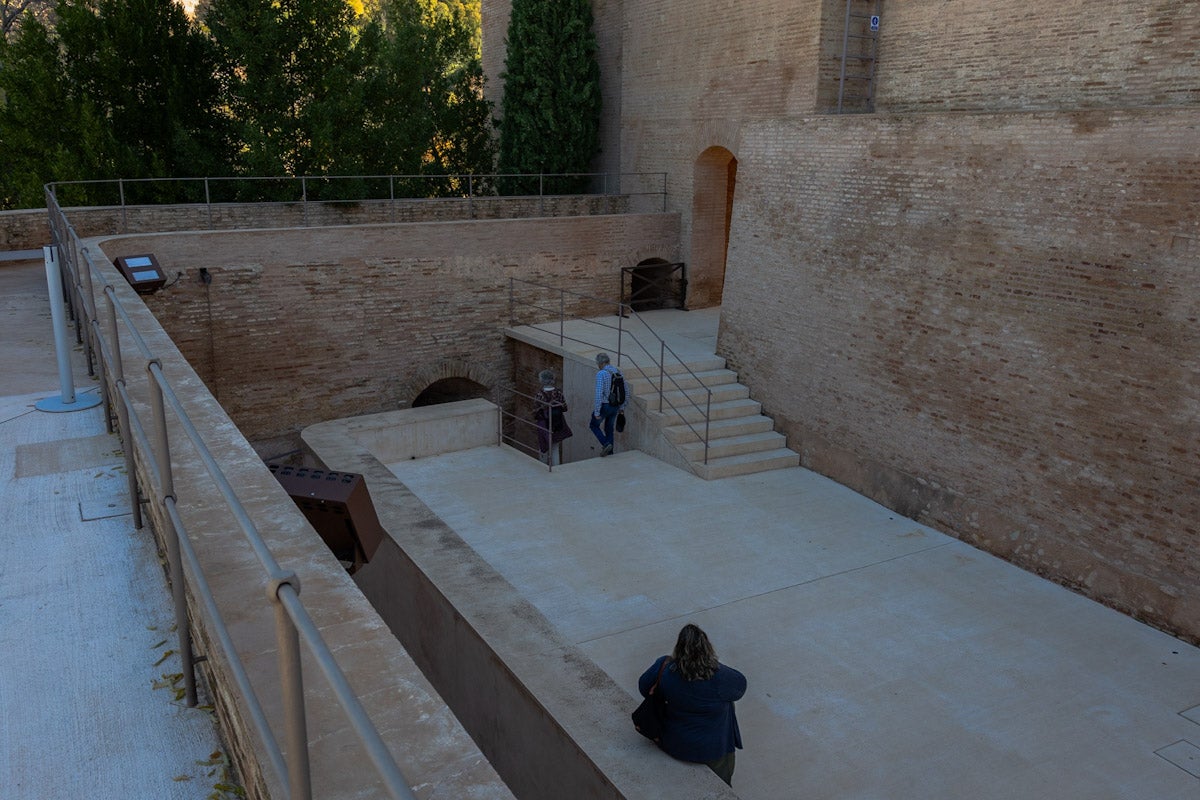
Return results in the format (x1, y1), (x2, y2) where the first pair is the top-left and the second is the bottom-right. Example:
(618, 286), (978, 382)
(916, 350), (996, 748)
(615, 411), (626, 433)
(632, 658), (670, 742)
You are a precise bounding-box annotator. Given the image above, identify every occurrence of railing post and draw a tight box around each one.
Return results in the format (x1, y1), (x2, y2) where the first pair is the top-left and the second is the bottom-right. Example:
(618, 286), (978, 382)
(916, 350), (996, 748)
(508, 277), (514, 326)
(301, 176), (308, 227)
(269, 577), (313, 800)
(119, 178), (127, 231)
(495, 385), (503, 446)
(703, 389), (712, 465)
(616, 303), (624, 366)
(539, 174), (545, 215)
(107, 291), (143, 530)
(468, 174), (474, 219)
(147, 361), (197, 707)
(559, 289), (565, 346)
(204, 178), (212, 230)
(659, 341), (666, 412)
(78, 248), (98, 377)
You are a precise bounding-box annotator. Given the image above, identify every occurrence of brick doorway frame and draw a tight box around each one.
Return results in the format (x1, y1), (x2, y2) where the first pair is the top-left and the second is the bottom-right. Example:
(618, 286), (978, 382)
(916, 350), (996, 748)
(689, 146), (738, 308)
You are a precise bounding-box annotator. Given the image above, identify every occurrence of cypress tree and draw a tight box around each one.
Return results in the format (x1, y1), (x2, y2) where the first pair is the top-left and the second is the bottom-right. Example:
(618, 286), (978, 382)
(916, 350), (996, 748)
(497, 0), (600, 195)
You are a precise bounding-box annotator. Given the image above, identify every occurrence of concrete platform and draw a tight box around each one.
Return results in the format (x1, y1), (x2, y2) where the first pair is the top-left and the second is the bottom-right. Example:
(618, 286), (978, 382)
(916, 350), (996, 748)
(0, 257), (230, 799)
(384, 443), (1200, 799)
(380, 303), (1200, 799)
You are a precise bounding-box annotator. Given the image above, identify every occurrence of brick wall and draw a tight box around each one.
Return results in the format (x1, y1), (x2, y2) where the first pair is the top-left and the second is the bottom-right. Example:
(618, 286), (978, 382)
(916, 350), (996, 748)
(719, 107), (1200, 641)
(877, 0), (1200, 112)
(99, 214), (679, 456)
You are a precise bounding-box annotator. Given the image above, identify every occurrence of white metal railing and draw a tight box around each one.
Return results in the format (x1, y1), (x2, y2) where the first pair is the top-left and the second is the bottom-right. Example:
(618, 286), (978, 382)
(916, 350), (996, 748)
(45, 189), (417, 800)
(507, 278), (714, 465)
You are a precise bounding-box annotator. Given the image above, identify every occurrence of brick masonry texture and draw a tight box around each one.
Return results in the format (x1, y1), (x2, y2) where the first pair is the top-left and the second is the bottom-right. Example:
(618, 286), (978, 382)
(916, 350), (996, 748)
(719, 108), (1199, 639)
(482, 0), (1200, 640)
(100, 214), (679, 457)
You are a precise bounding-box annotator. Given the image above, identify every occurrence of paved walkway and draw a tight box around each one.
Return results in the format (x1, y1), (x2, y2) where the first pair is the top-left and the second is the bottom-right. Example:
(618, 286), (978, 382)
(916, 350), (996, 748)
(0, 255), (230, 799)
(389, 310), (1200, 800)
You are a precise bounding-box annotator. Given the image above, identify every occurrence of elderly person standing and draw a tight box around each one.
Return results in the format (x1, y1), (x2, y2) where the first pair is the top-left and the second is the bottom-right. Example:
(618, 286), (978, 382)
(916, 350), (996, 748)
(588, 352), (626, 456)
(533, 368), (572, 465)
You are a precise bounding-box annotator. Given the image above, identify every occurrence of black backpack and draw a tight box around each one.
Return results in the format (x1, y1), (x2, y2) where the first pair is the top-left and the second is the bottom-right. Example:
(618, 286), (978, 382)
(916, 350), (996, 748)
(607, 370), (626, 406)
(549, 404), (565, 432)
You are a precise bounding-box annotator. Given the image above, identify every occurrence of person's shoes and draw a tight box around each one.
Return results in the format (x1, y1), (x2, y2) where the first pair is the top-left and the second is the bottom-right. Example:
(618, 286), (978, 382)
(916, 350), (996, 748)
(602, 444), (614, 457)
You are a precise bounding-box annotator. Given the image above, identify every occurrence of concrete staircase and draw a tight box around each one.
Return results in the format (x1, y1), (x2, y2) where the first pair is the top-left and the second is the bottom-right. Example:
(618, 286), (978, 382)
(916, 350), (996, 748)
(624, 357), (799, 480)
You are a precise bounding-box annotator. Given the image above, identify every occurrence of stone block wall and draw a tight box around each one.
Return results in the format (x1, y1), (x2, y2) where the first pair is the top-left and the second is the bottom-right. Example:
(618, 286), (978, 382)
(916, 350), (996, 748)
(98, 214), (679, 456)
(719, 107), (1200, 641)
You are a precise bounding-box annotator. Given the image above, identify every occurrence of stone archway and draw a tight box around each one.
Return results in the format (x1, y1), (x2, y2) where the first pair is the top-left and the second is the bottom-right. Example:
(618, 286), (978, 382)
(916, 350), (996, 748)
(412, 377), (489, 407)
(402, 358), (500, 409)
(689, 146), (738, 308)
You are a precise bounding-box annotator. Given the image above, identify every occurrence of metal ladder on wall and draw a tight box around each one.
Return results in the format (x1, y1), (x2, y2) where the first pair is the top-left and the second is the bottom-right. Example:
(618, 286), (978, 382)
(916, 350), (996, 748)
(837, 0), (881, 113)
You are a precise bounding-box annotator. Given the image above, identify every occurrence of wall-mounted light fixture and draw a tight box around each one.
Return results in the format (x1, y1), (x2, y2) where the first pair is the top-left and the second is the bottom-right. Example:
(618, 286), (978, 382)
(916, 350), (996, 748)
(114, 254), (167, 294)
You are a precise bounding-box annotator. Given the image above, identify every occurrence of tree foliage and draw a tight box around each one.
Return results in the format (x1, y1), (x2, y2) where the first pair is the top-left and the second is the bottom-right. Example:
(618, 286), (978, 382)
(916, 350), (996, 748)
(0, 0), (495, 209)
(497, 0), (600, 194)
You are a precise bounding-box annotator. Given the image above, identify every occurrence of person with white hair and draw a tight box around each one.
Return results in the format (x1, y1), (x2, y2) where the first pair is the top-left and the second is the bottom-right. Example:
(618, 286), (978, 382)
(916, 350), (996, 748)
(533, 368), (572, 465)
(588, 352), (627, 456)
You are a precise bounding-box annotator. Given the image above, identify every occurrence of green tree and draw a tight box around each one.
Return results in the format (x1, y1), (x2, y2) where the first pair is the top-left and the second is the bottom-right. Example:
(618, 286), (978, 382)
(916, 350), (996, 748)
(205, 0), (365, 183)
(497, 0), (600, 194)
(55, 0), (231, 195)
(356, 0), (493, 194)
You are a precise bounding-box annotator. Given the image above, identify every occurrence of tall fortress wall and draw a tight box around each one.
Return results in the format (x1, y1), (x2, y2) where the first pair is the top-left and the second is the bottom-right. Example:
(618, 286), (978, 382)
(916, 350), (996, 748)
(481, 0), (1200, 641)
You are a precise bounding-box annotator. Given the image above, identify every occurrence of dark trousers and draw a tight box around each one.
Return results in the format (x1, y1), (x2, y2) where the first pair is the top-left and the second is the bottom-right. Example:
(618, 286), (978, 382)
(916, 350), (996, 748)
(588, 403), (619, 447)
(705, 750), (735, 786)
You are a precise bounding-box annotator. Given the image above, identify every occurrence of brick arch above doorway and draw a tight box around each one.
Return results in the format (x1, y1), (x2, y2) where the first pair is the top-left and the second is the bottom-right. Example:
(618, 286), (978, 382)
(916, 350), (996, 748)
(403, 358), (500, 408)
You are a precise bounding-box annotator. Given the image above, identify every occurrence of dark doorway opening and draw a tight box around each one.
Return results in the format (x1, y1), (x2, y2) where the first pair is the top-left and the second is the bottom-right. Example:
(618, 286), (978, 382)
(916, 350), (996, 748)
(412, 377), (489, 408)
(622, 259), (687, 312)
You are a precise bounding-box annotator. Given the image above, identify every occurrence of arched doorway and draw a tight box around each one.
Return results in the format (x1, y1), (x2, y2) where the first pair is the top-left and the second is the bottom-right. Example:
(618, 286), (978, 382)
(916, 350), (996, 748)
(689, 147), (738, 308)
(411, 377), (489, 407)
(625, 257), (686, 312)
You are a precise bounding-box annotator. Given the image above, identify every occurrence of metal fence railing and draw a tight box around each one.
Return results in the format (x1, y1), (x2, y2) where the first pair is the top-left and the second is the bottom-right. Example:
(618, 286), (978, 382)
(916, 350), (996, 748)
(45, 171), (669, 229)
(507, 277), (714, 465)
(45, 188), (418, 800)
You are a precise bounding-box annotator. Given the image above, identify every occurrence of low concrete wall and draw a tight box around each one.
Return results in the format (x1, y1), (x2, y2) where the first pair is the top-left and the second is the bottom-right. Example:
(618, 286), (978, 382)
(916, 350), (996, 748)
(78, 243), (514, 800)
(345, 399), (499, 462)
(303, 406), (736, 800)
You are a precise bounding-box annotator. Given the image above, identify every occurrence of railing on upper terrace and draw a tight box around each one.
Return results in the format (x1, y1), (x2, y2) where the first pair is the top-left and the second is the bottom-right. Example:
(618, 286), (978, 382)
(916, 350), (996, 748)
(45, 171), (669, 231)
(507, 278), (715, 465)
(44, 189), (419, 800)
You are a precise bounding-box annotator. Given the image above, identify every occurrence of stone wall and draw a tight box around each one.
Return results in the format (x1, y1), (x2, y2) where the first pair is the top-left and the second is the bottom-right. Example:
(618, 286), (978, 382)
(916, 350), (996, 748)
(98, 214), (680, 456)
(720, 107), (1200, 641)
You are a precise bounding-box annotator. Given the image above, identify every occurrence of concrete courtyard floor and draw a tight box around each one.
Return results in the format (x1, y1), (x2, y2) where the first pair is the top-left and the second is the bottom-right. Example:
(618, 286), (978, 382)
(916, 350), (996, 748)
(387, 312), (1200, 799)
(4, 248), (1199, 799)
(0, 254), (229, 799)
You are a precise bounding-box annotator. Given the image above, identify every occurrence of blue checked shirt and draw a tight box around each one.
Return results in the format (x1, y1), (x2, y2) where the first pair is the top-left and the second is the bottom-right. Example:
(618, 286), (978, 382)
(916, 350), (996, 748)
(592, 365), (626, 416)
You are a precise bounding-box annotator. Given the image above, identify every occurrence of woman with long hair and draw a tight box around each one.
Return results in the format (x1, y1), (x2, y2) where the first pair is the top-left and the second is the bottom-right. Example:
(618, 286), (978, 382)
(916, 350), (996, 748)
(637, 624), (747, 786)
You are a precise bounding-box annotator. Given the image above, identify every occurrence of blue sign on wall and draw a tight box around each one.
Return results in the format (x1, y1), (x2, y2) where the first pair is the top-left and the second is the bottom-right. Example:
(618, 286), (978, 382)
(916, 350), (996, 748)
(870, 15), (880, 32)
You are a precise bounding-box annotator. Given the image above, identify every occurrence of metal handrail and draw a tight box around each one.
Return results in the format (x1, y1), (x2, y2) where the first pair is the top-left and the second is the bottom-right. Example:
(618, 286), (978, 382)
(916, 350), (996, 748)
(493, 386), (558, 471)
(45, 189), (417, 800)
(507, 278), (714, 465)
(45, 171), (669, 222)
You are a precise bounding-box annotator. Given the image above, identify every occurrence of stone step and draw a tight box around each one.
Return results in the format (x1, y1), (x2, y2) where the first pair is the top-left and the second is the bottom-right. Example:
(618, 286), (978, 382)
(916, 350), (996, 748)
(667, 398), (758, 429)
(655, 382), (749, 411)
(626, 368), (740, 395)
(658, 397), (762, 425)
(678, 430), (789, 461)
(695, 448), (801, 480)
(618, 355), (727, 381)
(662, 414), (775, 445)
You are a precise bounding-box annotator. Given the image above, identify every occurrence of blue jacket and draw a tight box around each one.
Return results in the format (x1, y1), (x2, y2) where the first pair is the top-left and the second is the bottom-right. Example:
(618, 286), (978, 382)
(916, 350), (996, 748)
(638, 656), (746, 763)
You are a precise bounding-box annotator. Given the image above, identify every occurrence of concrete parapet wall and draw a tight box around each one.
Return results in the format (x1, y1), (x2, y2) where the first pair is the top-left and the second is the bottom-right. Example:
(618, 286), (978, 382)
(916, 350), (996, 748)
(720, 107), (1200, 642)
(80, 247), (515, 799)
(302, 410), (737, 800)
